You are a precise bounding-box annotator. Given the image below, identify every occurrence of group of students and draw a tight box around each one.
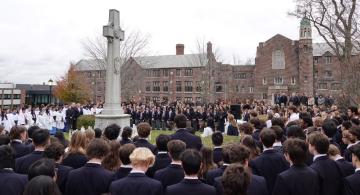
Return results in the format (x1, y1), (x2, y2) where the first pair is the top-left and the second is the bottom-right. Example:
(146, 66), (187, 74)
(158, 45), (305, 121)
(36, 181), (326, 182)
(0, 104), (359, 195)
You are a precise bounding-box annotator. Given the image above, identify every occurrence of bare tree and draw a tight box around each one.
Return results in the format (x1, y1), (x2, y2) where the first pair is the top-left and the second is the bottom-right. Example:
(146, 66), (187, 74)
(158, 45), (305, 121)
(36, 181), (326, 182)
(290, 0), (360, 106)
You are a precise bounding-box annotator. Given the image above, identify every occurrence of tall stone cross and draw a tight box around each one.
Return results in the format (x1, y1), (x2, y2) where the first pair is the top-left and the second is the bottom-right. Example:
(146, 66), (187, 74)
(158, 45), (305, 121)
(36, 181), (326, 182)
(102, 9), (124, 115)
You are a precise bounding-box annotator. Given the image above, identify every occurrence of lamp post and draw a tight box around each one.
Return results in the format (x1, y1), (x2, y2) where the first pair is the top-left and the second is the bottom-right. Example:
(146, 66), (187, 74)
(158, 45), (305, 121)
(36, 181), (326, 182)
(48, 79), (54, 104)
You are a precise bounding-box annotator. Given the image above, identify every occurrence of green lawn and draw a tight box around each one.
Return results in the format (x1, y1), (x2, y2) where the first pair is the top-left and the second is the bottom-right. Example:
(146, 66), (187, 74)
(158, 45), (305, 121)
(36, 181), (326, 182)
(64, 130), (240, 147)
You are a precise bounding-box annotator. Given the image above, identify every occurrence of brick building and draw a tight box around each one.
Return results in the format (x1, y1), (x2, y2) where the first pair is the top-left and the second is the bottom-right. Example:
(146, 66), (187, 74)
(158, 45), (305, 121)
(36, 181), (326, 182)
(75, 17), (344, 104)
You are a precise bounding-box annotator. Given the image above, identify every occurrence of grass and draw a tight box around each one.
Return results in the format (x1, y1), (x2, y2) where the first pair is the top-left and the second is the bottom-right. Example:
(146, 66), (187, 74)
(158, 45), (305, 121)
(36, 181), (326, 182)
(64, 130), (241, 147)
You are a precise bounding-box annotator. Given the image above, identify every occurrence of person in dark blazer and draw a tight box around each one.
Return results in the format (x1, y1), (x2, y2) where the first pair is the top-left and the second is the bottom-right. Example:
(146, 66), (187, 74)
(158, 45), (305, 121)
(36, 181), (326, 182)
(43, 142), (73, 194)
(103, 124), (121, 141)
(166, 149), (215, 195)
(211, 132), (223, 165)
(343, 126), (360, 162)
(328, 144), (354, 177)
(110, 147), (163, 195)
(61, 131), (88, 169)
(134, 122), (158, 154)
(66, 139), (113, 195)
(0, 145), (28, 195)
(344, 144), (360, 195)
(271, 125), (284, 153)
(120, 126), (133, 145)
(272, 138), (320, 195)
(213, 144), (268, 195)
(9, 126), (31, 158)
(15, 129), (50, 174)
(147, 134), (171, 178)
(170, 114), (203, 150)
(218, 164), (251, 195)
(206, 143), (232, 185)
(114, 143), (136, 180)
(226, 114), (239, 136)
(308, 132), (343, 195)
(249, 129), (289, 193)
(154, 140), (186, 189)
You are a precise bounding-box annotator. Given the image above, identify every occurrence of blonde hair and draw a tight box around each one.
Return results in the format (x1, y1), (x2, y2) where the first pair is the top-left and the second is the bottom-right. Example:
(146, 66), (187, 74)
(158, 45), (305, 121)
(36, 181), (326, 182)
(228, 114), (238, 129)
(85, 129), (95, 145)
(129, 147), (155, 167)
(68, 131), (87, 155)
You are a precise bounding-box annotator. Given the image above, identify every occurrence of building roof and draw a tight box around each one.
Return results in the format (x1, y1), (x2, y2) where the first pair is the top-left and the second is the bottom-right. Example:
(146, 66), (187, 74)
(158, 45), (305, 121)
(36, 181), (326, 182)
(133, 54), (208, 69)
(75, 59), (106, 71)
(312, 42), (359, 56)
(16, 84), (52, 91)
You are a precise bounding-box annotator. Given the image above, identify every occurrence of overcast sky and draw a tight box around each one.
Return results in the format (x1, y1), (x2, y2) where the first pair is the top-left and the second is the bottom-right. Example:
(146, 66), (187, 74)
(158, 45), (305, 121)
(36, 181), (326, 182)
(0, 0), (322, 84)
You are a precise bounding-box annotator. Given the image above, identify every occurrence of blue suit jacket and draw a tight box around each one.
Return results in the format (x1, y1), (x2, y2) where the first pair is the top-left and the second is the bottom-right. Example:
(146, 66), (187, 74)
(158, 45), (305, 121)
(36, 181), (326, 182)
(10, 141), (31, 158)
(114, 166), (132, 180)
(170, 129), (202, 150)
(110, 172), (163, 195)
(344, 171), (360, 195)
(336, 159), (355, 177)
(249, 149), (289, 193)
(213, 147), (223, 165)
(214, 174), (268, 195)
(56, 163), (73, 194)
(310, 155), (343, 195)
(65, 163), (114, 195)
(154, 164), (184, 189)
(15, 151), (43, 174)
(62, 153), (88, 169)
(272, 165), (320, 195)
(205, 165), (227, 185)
(0, 169), (28, 195)
(166, 179), (216, 195)
(134, 139), (158, 155)
(147, 152), (171, 178)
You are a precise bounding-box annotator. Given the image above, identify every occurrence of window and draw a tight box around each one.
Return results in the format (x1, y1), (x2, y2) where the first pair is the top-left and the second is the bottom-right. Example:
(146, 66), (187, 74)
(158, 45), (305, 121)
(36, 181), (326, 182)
(185, 81), (193, 92)
(163, 81), (169, 92)
(196, 81), (202, 92)
(152, 96), (160, 102)
(263, 77), (267, 85)
(13, 94), (20, 99)
(314, 57), (319, 64)
(331, 83), (341, 90)
(291, 77), (296, 85)
(153, 81), (160, 91)
(262, 93), (268, 99)
(272, 49), (285, 69)
(314, 71), (318, 78)
(152, 70), (161, 77)
(146, 70), (152, 77)
(236, 85), (239, 92)
(3, 94), (11, 99)
(325, 56), (331, 64)
(274, 77), (283, 85)
(163, 69), (169, 77)
(215, 84), (223, 92)
(184, 97), (193, 102)
(234, 72), (247, 79)
(318, 83), (327, 89)
(249, 87), (254, 93)
(325, 70), (332, 77)
(241, 86), (245, 92)
(145, 96), (151, 102)
(185, 69), (193, 76)
(176, 69), (181, 76)
(146, 82), (151, 91)
(196, 97), (202, 102)
(176, 81), (182, 92)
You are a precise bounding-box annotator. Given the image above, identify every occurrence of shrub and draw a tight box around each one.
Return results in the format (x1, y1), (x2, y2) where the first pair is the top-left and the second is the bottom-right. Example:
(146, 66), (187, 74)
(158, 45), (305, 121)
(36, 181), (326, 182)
(76, 115), (95, 130)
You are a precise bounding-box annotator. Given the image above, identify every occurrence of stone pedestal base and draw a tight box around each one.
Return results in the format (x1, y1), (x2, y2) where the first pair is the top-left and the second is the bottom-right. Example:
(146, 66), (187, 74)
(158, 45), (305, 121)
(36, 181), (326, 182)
(95, 114), (131, 130)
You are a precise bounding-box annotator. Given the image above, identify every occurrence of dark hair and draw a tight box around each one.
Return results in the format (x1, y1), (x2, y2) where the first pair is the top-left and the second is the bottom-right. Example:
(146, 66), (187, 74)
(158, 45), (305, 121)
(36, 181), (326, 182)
(271, 125), (283, 141)
(43, 142), (65, 161)
(199, 146), (216, 178)
(249, 118), (262, 130)
(212, 132), (223, 146)
(349, 126), (360, 140)
(349, 144), (360, 160)
(156, 134), (170, 152)
(119, 143), (136, 165)
(167, 140), (186, 161)
(322, 119), (337, 138)
(32, 129), (50, 147)
(241, 135), (260, 159)
(307, 132), (329, 154)
(239, 123), (254, 135)
(351, 118), (360, 126)
(174, 114), (187, 128)
(259, 128), (276, 148)
(342, 121), (352, 130)
(283, 138), (308, 165)
(286, 125), (306, 140)
(0, 134), (10, 146)
(181, 149), (202, 175)
(94, 128), (102, 138)
(137, 123), (151, 138)
(23, 175), (61, 195)
(104, 124), (121, 140)
(271, 118), (285, 130)
(121, 126), (133, 140)
(348, 106), (359, 115)
(28, 126), (40, 139)
(9, 126), (26, 140)
(0, 145), (15, 169)
(222, 164), (250, 195)
(28, 158), (56, 180)
(226, 143), (250, 164)
(86, 138), (110, 159)
(54, 131), (68, 148)
(102, 141), (121, 172)
(302, 116), (313, 128)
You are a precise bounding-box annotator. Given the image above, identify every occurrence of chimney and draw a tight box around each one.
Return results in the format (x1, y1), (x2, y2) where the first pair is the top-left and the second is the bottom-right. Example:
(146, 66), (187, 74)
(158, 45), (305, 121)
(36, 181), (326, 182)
(176, 44), (184, 55)
(207, 42), (212, 54)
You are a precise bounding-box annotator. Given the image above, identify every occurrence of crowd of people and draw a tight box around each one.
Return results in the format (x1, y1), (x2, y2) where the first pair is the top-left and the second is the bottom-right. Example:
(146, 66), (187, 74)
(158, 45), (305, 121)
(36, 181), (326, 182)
(0, 98), (359, 195)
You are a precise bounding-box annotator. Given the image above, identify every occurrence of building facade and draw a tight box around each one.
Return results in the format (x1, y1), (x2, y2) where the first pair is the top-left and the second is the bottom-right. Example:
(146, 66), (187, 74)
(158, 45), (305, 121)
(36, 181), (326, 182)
(76, 18), (344, 104)
(0, 83), (24, 109)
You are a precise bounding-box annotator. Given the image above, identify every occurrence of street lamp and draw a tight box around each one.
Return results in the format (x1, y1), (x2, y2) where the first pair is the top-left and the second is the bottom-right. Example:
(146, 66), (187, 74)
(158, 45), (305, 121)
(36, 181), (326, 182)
(48, 79), (54, 104)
